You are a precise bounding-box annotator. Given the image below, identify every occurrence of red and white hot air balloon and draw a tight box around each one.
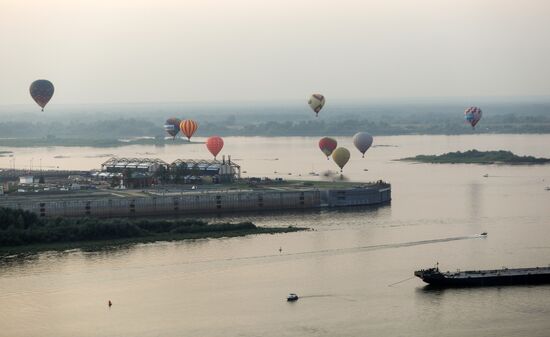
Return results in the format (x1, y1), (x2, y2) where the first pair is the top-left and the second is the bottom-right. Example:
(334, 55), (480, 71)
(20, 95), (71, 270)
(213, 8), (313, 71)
(206, 136), (224, 159)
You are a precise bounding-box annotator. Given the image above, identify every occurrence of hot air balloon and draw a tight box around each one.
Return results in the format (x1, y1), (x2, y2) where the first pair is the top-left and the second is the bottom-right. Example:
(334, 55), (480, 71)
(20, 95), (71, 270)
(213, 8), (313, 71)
(180, 119), (198, 140)
(319, 137), (337, 160)
(332, 147), (350, 172)
(352, 132), (373, 158)
(30, 80), (54, 111)
(308, 94), (325, 117)
(206, 136), (224, 159)
(464, 106), (482, 128)
(164, 118), (181, 139)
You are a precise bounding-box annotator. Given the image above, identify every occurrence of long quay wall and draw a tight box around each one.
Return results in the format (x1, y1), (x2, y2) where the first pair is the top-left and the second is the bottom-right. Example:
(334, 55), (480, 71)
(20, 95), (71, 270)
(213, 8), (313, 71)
(0, 185), (391, 218)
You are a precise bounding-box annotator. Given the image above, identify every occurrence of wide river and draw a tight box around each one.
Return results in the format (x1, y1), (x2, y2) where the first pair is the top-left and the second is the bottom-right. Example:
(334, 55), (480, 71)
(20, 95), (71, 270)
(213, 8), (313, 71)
(1, 135), (550, 337)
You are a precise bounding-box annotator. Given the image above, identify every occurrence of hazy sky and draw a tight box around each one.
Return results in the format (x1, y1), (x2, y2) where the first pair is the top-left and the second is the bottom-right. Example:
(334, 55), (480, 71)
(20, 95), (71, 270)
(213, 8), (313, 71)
(1, 0), (549, 105)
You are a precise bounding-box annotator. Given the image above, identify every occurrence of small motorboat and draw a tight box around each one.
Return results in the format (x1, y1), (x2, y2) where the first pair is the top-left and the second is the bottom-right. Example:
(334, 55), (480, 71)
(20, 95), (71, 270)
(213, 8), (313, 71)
(480, 232), (488, 236)
(483, 174), (489, 178)
(287, 293), (299, 302)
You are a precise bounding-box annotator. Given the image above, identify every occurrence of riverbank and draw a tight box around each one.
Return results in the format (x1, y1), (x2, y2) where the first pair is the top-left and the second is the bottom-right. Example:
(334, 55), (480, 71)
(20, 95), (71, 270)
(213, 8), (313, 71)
(0, 207), (307, 254)
(0, 225), (305, 255)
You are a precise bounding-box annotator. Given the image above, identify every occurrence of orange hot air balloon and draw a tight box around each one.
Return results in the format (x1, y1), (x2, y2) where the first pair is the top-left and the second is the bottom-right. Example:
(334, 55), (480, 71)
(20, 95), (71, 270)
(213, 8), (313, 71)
(206, 136), (224, 159)
(180, 120), (198, 140)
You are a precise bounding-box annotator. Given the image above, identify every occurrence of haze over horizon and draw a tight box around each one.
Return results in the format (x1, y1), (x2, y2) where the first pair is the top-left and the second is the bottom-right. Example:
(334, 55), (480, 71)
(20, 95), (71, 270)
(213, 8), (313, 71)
(1, 0), (549, 106)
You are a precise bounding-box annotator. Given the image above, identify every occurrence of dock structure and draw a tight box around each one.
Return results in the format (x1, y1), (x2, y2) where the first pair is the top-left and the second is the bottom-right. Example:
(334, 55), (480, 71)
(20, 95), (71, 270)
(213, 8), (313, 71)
(0, 183), (391, 218)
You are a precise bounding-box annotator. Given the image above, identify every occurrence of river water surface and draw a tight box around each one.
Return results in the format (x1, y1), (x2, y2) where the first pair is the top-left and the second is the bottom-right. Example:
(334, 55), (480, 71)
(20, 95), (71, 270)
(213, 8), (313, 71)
(1, 135), (550, 337)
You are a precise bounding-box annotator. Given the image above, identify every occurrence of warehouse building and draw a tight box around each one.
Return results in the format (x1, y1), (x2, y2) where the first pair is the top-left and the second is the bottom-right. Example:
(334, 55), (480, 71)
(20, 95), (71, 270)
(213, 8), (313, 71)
(98, 156), (241, 187)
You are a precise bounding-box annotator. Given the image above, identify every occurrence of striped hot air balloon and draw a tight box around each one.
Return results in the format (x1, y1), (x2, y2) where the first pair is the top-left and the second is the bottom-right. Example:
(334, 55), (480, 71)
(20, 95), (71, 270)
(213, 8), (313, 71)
(180, 119), (198, 140)
(464, 106), (482, 128)
(206, 136), (224, 159)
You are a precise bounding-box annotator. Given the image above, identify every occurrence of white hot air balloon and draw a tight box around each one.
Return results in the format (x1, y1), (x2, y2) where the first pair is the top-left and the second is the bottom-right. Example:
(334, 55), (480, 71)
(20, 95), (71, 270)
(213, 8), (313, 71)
(353, 132), (373, 158)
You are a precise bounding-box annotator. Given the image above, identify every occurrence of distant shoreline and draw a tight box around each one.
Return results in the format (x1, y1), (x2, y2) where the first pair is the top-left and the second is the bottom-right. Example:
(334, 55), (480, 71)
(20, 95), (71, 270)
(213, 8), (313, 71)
(1, 134), (550, 149)
(0, 138), (202, 148)
(400, 150), (550, 165)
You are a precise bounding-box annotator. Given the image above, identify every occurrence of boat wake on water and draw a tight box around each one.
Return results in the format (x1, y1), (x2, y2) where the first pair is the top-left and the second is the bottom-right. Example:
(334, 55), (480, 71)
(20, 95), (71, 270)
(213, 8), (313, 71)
(178, 234), (483, 266)
(296, 294), (357, 302)
(76, 235), (484, 275)
(281, 235), (482, 258)
(297, 294), (335, 298)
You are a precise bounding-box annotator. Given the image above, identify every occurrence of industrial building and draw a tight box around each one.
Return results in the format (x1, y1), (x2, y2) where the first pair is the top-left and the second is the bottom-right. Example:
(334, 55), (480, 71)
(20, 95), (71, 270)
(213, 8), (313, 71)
(100, 157), (168, 188)
(98, 156), (241, 188)
(169, 156), (241, 183)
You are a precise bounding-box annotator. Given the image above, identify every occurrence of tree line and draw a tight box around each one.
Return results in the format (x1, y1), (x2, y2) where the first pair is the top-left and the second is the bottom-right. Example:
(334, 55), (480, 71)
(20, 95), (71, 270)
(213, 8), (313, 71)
(0, 110), (549, 141)
(0, 207), (260, 247)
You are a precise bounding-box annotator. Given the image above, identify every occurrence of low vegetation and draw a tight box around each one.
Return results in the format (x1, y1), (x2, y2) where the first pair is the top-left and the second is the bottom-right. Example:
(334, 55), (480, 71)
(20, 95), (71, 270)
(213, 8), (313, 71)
(401, 150), (550, 164)
(0, 207), (303, 248)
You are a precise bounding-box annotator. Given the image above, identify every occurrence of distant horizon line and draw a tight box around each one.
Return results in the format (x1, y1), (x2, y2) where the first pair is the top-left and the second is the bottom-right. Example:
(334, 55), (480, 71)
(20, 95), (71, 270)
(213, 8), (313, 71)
(2, 95), (550, 108)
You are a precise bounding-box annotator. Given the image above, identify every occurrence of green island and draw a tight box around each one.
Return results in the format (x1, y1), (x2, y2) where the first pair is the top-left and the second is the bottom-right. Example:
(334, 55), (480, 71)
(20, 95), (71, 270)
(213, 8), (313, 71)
(400, 150), (550, 165)
(0, 207), (305, 253)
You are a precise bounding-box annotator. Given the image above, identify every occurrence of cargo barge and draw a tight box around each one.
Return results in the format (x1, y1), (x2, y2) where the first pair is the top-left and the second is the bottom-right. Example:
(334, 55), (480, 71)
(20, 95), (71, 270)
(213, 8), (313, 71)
(414, 265), (550, 287)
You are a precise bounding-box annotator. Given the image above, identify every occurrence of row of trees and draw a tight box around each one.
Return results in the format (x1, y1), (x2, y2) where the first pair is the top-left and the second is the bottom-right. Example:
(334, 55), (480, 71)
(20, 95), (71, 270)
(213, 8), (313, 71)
(1, 111), (550, 141)
(0, 207), (256, 247)
(404, 150), (550, 164)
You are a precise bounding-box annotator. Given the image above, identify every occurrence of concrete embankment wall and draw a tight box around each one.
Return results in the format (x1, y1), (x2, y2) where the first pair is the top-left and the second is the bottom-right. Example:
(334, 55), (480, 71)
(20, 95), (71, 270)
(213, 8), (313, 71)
(321, 186), (391, 207)
(1, 186), (391, 218)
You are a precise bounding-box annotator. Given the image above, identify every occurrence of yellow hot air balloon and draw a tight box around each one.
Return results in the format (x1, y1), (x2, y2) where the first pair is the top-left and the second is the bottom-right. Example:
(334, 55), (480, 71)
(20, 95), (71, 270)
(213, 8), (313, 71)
(332, 147), (350, 172)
